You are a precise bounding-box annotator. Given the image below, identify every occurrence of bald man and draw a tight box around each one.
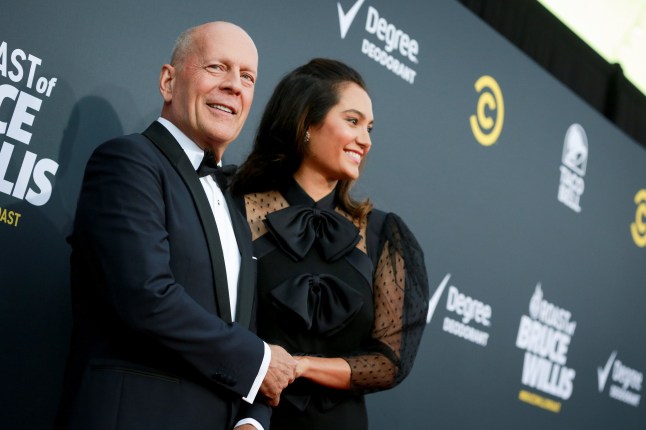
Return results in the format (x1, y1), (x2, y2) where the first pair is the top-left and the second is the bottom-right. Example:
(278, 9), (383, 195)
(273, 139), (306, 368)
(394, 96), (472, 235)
(56, 22), (296, 430)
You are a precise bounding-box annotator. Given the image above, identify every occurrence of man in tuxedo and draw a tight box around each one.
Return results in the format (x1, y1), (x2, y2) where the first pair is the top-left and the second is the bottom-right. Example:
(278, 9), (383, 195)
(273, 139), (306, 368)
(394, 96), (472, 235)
(56, 21), (297, 430)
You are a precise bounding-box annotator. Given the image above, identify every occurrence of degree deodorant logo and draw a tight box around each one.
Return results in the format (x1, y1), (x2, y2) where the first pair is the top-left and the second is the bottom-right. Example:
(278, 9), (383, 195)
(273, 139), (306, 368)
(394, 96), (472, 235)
(336, 0), (419, 84)
(337, 0), (365, 39)
(597, 351), (643, 407)
(469, 75), (504, 146)
(630, 189), (646, 247)
(426, 273), (493, 347)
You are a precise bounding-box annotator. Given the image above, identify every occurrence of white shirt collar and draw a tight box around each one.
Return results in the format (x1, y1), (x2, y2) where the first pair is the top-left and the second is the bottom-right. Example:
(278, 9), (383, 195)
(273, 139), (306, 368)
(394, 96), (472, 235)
(156, 117), (205, 170)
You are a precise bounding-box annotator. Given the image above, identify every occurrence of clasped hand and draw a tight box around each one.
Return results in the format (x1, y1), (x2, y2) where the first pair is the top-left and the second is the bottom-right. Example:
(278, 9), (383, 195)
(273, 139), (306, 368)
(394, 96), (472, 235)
(259, 344), (298, 406)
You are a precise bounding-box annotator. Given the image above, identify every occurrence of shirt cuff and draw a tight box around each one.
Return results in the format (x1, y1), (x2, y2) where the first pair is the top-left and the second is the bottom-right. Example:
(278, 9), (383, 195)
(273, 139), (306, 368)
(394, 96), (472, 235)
(234, 418), (264, 430)
(242, 341), (271, 404)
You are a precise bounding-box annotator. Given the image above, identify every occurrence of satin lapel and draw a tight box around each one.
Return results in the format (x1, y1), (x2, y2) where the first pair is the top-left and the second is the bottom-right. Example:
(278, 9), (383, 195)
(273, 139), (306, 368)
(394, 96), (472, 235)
(142, 122), (232, 323)
(224, 191), (254, 328)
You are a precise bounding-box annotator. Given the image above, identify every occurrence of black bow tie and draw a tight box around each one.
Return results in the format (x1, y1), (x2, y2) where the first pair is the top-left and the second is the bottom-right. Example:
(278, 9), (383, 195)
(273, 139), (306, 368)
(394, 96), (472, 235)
(196, 151), (236, 189)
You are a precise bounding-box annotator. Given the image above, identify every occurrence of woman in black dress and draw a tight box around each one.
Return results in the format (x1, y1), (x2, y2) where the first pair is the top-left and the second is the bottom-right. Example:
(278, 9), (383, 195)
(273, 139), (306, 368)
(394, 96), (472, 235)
(232, 58), (429, 429)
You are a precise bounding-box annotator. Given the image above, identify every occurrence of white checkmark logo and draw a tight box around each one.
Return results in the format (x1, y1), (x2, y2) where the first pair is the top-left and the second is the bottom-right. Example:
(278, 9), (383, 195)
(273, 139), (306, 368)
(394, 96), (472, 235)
(337, 0), (366, 39)
(597, 351), (617, 392)
(426, 273), (451, 324)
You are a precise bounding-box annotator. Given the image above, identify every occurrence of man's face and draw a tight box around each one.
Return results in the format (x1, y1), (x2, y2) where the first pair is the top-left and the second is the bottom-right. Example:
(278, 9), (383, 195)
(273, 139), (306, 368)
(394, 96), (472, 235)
(161, 22), (258, 158)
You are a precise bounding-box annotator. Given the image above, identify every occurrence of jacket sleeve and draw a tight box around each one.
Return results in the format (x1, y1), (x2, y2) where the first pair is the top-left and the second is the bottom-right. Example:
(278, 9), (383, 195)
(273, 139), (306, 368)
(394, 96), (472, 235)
(71, 136), (265, 397)
(235, 401), (272, 430)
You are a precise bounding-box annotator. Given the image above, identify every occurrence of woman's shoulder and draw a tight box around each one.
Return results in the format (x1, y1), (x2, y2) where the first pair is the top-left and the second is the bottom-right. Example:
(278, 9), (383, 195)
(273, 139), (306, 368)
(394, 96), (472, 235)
(241, 190), (289, 240)
(366, 208), (408, 233)
(366, 208), (422, 252)
(242, 189), (287, 208)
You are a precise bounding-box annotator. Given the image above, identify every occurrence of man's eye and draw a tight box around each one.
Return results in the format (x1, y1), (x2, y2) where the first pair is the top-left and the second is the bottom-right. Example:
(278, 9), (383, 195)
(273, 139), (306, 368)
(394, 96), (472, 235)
(241, 73), (256, 84)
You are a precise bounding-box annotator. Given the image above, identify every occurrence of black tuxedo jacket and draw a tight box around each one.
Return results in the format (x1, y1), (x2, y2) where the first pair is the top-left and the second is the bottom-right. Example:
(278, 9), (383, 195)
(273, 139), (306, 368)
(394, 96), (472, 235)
(57, 122), (269, 430)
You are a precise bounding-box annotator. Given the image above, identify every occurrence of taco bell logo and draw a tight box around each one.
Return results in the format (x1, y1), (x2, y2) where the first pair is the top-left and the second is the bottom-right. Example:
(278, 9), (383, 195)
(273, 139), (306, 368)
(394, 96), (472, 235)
(562, 124), (588, 175)
(558, 124), (588, 213)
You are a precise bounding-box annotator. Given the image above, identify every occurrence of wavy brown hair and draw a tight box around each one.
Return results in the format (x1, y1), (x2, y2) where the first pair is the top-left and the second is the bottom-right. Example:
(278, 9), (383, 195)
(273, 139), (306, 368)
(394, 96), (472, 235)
(232, 58), (373, 219)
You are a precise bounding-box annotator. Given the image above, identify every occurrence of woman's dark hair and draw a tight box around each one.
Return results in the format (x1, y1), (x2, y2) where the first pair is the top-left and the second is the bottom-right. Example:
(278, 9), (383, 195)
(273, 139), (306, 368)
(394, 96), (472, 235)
(232, 58), (373, 219)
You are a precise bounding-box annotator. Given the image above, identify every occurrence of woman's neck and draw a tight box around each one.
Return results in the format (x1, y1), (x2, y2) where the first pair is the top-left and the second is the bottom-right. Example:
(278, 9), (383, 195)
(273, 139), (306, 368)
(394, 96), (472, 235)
(293, 169), (338, 202)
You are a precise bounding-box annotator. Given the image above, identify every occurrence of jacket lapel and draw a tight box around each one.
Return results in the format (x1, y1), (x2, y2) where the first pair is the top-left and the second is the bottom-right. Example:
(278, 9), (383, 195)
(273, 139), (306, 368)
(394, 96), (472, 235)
(224, 191), (254, 329)
(142, 122), (232, 323)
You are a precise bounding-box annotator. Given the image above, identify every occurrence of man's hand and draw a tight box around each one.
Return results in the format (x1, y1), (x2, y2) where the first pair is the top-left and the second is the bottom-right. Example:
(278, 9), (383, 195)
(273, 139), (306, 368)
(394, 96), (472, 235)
(259, 344), (298, 406)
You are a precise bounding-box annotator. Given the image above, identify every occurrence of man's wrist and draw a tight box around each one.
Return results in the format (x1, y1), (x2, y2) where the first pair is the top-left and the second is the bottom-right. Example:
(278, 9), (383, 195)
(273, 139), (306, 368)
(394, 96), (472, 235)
(235, 418), (263, 430)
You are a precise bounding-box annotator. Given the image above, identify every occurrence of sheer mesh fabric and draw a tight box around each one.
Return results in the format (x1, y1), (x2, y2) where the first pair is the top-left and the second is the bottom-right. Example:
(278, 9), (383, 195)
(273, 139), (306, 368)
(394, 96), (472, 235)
(345, 213), (429, 392)
(245, 191), (287, 240)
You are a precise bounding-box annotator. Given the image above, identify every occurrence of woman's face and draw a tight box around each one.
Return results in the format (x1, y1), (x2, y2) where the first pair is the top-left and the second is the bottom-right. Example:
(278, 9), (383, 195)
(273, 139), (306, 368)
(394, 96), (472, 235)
(301, 82), (374, 182)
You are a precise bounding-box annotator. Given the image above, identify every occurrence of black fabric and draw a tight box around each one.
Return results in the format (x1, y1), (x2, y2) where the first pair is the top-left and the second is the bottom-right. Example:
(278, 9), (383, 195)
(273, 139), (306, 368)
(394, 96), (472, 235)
(57, 123), (270, 430)
(242, 181), (429, 430)
(270, 272), (365, 336)
(608, 70), (646, 143)
(264, 205), (361, 262)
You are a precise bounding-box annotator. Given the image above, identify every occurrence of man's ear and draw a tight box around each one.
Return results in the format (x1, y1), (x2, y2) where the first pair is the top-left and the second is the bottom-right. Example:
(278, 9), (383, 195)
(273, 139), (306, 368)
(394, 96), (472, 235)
(159, 64), (175, 102)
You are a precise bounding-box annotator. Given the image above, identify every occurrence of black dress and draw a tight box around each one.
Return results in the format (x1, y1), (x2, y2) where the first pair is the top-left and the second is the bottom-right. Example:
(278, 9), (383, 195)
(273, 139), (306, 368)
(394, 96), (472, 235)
(242, 181), (429, 429)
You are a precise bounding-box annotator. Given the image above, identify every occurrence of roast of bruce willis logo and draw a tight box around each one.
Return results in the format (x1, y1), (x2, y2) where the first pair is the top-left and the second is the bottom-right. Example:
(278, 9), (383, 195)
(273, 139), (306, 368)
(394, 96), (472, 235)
(0, 41), (59, 209)
(515, 284), (577, 413)
(0, 206), (21, 227)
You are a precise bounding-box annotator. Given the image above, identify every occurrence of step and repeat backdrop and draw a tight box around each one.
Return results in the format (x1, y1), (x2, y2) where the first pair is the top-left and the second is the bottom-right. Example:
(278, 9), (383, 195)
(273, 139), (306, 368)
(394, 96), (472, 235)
(1, 0), (644, 428)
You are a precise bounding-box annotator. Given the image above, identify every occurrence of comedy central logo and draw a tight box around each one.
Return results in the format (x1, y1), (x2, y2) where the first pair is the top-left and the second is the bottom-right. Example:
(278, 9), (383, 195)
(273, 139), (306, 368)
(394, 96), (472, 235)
(469, 75), (504, 146)
(630, 189), (646, 247)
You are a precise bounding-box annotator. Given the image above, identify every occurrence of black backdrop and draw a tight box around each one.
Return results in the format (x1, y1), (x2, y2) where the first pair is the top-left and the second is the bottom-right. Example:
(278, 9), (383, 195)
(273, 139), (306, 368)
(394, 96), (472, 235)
(1, 1), (645, 429)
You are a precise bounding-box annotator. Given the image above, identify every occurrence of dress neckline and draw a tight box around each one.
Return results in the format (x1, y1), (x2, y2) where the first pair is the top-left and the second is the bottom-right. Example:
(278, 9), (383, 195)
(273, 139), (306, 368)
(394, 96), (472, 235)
(280, 178), (337, 210)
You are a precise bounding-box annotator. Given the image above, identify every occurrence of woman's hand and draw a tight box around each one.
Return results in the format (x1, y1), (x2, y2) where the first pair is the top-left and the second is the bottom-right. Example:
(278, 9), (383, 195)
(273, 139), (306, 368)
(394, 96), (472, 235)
(292, 356), (351, 389)
(295, 355), (309, 378)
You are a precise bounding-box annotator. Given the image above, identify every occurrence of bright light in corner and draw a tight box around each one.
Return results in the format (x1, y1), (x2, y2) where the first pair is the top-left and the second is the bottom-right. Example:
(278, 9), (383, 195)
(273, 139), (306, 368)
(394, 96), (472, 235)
(537, 0), (646, 95)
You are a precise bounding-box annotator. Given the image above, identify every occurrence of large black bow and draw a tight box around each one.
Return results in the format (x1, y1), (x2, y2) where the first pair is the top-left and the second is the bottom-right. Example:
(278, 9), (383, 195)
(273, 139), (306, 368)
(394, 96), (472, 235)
(264, 205), (360, 262)
(196, 151), (236, 189)
(270, 273), (364, 336)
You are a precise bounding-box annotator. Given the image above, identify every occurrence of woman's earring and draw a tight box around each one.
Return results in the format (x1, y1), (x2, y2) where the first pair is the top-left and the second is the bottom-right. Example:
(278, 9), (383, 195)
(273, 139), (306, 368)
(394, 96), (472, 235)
(305, 131), (310, 143)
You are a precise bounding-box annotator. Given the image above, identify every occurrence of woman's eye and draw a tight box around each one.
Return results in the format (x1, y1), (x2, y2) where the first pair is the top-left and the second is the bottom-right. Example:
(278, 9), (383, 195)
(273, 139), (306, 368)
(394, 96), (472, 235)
(347, 118), (358, 125)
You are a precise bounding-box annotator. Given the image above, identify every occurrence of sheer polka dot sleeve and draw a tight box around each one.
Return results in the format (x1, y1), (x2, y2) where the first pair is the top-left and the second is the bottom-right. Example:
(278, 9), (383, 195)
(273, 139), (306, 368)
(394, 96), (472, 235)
(344, 212), (429, 392)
